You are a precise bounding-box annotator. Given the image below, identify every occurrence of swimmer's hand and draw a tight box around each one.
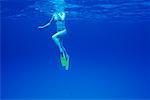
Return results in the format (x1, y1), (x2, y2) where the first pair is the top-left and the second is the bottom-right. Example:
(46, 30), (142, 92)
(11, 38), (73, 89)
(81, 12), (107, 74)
(38, 26), (45, 29)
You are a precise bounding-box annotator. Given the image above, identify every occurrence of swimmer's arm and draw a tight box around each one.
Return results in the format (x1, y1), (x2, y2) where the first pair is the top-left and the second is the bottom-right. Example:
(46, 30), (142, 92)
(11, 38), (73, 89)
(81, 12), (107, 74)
(38, 15), (54, 29)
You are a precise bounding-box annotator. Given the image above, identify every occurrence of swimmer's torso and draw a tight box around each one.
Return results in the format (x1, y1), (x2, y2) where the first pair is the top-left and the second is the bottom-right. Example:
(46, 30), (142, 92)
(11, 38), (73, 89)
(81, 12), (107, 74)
(53, 12), (66, 31)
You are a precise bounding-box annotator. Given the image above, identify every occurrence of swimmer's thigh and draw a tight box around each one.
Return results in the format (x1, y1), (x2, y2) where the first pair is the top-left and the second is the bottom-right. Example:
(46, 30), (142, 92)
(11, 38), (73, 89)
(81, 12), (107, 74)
(52, 29), (67, 39)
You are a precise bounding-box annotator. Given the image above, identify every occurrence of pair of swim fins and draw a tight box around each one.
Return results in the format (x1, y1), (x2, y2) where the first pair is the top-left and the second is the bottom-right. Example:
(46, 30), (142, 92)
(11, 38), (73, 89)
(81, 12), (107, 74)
(60, 52), (69, 70)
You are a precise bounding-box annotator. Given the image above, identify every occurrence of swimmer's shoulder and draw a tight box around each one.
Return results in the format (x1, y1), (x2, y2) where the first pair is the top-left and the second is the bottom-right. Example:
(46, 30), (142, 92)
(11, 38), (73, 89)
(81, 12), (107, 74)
(52, 13), (57, 21)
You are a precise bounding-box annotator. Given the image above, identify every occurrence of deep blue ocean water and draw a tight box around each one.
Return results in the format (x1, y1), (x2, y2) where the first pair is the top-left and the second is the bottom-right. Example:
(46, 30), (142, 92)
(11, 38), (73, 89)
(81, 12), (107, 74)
(1, 0), (150, 99)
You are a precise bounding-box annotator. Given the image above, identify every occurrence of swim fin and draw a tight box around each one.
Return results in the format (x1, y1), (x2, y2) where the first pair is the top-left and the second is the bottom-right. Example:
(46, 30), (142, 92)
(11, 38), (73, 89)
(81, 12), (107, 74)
(60, 52), (69, 70)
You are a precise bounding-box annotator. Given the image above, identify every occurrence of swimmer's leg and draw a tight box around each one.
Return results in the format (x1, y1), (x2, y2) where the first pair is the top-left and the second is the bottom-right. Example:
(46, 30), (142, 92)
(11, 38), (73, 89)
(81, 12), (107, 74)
(52, 29), (66, 52)
(52, 29), (69, 70)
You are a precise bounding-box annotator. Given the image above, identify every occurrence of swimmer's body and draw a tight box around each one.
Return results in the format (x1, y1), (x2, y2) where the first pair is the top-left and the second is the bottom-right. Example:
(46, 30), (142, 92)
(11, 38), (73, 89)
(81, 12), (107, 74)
(38, 11), (69, 70)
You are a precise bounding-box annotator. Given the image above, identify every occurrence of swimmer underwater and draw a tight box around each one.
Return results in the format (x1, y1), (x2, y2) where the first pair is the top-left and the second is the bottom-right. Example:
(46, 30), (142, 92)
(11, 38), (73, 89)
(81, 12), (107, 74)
(38, 0), (69, 70)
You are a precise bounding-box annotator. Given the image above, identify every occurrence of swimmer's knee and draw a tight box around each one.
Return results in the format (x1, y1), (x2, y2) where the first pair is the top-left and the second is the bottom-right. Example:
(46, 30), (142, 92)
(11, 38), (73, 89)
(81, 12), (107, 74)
(52, 34), (57, 40)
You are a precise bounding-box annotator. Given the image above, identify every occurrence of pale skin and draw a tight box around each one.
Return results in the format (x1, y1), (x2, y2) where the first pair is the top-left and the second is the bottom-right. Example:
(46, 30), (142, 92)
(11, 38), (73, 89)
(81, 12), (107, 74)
(38, 11), (69, 70)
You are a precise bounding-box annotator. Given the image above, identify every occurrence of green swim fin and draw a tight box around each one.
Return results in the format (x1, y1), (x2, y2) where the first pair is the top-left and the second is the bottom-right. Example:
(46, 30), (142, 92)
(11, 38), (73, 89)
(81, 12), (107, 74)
(60, 52), (69, 70)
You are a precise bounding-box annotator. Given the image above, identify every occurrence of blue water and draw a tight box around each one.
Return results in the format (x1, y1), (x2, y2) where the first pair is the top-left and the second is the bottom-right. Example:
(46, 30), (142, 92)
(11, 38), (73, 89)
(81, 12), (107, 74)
(1, 0), (150, 99)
